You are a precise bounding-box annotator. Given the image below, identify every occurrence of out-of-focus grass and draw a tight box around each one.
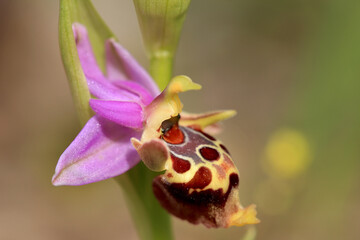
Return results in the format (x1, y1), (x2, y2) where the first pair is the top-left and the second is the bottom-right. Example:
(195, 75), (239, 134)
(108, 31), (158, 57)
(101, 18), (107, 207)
(260, 0), (360, 239)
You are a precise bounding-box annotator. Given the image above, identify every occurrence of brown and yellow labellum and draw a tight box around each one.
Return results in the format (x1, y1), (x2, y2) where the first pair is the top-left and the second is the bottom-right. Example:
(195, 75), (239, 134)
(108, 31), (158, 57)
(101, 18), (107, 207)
(151, 116), (259, 228)
(131, 76), (258, 228)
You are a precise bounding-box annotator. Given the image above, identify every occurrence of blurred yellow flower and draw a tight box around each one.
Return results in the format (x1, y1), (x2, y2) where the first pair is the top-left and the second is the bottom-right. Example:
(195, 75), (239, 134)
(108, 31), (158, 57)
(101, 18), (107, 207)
(263, 128), (311, 179)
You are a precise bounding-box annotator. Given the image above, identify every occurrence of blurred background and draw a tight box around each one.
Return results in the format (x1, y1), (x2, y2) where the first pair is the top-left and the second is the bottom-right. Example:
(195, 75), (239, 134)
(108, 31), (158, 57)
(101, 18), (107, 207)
(1, 0), (359, 239)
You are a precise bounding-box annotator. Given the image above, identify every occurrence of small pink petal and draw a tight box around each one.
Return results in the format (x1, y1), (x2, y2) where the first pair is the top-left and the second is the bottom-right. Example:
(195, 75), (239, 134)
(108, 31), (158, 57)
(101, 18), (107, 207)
(113, 80), (154, 106)
(87, 76), (138, 101)
(73, 23), (140, 102)
(52, 116), (141, 186)
(73, 23), (104, 80)
(89, 99), (144, 129)
(105, 39), (160, 97)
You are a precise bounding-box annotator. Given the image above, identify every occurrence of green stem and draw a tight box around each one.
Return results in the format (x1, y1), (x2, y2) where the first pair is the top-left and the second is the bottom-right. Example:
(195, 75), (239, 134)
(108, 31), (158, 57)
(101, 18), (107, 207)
(242, 226), (257, 240)
(115, 51), (174, 240)
(149, 52), (174, 91)
(115, 48), (173, 240)
(114, 67), (173, 239)
(115, 164), (173, 240)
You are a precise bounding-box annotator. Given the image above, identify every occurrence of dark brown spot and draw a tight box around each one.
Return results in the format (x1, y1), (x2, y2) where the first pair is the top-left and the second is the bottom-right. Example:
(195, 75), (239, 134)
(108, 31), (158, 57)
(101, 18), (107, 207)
(186, 167), (212, 189)
(200, 147), (220, 161)
(220, 144), (230, 155)
(171, 154), (191, 173)
(152, 173), (240, 228)
(167, 173), (173, 178)
(229, 173), (239, 187)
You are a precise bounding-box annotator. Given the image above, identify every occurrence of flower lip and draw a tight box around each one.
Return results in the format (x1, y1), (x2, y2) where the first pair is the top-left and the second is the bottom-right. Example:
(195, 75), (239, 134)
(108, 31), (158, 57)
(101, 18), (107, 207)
(126, 73), (259, 228)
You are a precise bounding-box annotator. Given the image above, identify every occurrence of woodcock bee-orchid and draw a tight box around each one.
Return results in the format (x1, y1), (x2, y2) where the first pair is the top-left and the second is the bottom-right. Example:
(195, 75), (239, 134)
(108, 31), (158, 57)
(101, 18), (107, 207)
(132, 76), (259, 228)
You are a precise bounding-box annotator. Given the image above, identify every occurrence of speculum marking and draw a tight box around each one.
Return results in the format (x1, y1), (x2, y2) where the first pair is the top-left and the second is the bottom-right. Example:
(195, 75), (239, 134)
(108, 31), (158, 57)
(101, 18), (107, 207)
(199, 147), (220, 161)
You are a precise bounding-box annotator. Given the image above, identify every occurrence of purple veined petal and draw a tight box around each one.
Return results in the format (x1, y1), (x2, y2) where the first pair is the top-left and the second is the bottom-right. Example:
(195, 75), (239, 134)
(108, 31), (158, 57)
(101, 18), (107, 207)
(89, 99), (144, 129)
(105, 39), (160, 97)
(52, 116), (141, 186)
(113, 80), (154, 106)
(73, 23), (104, 80)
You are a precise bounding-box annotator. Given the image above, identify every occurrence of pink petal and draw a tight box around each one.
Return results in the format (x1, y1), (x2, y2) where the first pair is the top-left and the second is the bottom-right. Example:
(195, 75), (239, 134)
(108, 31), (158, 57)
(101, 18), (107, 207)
(113, 80), (154, 106)
(89, 99), (144, 129)
(73, 23), (140, 102)
(52, 116), (141, 186)
(73, 23), (104, 80)
(105, 39), (160, 97)
(87, 76), (139, 101)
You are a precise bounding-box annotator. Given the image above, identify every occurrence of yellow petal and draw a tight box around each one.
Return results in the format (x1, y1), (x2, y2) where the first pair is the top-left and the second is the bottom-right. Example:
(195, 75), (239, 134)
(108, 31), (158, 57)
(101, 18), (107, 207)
(228, 204), (260, 227)
(166, 75), (201, 95)
(180, 110), (236, 130)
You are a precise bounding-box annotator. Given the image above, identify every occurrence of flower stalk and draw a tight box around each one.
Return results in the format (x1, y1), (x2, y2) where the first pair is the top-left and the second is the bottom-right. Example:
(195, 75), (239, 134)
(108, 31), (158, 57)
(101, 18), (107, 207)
(116, 165), (173, 240)
(149, 53), (174, 90)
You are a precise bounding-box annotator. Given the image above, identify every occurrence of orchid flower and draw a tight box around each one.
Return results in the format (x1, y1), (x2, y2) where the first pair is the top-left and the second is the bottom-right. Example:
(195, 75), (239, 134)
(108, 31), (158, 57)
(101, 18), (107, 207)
(52, 23), (258, 228)
(132, 77), (259, 228)
(52, 23), (159, 185)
